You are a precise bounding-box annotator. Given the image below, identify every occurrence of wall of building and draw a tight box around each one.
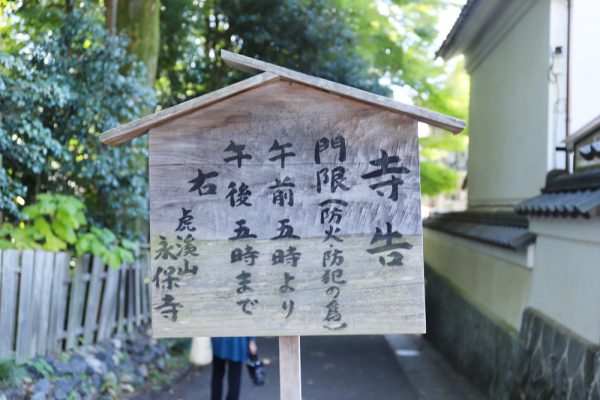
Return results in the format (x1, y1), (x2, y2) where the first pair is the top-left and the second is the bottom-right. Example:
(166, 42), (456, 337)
(571, 0), (600, 132)
(528, 218), (600, 345)
(424, 229), (533, 330)
(467, 0), (551, 208)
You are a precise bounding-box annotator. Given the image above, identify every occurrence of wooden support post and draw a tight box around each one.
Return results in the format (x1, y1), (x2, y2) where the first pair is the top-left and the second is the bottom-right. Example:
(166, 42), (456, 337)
(279, 336), (302, 400)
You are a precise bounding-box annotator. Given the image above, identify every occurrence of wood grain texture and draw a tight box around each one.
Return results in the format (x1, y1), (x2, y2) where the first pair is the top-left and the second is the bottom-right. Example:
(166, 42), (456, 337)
(134, 261), (142, 325)
(0, 250), (18, 358)
(149, 80), (426, 338)
(16, 250), (34, 363)
(66, 255), (88, 349)
(127, 266), (134, 333)
(221, 50), (465, 134)
(100, 72), (280, 146)
(117, 268), (126, 333)
(36, 251), (54, 355)
(97, 266), (120, 341)
(48, 253), (69, 352)
(83, 256), (104, 344)
(279, 336), (302, 400)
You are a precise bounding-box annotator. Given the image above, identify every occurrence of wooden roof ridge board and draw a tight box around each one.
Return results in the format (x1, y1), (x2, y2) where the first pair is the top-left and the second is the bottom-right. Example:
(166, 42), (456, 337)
(564, 114), (600, 150)
(221, 50), (465, 134)
(100, 71), (280, 146)
(100, 52), (466, 146)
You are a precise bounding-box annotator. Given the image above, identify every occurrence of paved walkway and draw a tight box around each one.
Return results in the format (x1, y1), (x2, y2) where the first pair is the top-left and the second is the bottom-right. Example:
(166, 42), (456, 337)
(135, 335), (485, 400)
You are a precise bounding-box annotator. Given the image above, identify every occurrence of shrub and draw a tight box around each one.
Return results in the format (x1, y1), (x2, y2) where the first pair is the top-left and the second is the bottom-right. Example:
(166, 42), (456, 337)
(0, 193), (139, 268)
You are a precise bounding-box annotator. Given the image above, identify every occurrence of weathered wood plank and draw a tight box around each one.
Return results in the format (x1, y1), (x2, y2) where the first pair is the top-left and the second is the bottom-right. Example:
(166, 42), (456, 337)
(127, 264), (134, 333)
(97, 265), (120, 340)
(100, 72), (280, 146)
(117, 267), (126, 334)
(36, 251), (55, 355)
(134, 260), (142, 326)
(15, 250), (35, 363)
(221, 50), (465, 134)
(148, 80), (426, 338)
(48, 252), (70, 353)
(0, 250), (19, 358)
(66, 255), (89, 349)
(27, 251), (44, 357)
(83, 256), (104, 344)
(279, 336), (302, 400)
(140, 254), (150, 323)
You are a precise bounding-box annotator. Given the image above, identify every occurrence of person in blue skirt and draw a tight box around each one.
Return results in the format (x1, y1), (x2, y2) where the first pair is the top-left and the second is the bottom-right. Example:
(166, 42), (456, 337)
(211, 337), (257, 400)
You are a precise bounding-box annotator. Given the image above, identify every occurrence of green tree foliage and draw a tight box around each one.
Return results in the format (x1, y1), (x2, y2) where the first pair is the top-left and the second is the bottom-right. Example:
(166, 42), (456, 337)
(155, 0), (468, 195)
(156, 0), (389, 107)
(0, 0), (468, 248)
(0, 193), (139, 268)
(0, 1), (155, 237)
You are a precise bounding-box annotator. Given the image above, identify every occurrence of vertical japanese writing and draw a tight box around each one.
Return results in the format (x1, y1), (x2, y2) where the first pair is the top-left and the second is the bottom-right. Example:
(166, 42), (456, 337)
(314, 135), (349, 331)
(366, 222), (413, 266)
(188, 169), (219, 196)
(229, 220), (259, 315)
(269, 177), (295, 207)
(361, 150), (410, 201)
(273, 246), (301, 319)
(154, 211), (201, 322)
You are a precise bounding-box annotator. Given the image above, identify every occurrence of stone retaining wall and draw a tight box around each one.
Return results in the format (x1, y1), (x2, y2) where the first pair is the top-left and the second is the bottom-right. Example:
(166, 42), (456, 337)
(425, 265), (600, 400)
(513, 309), (600, 400)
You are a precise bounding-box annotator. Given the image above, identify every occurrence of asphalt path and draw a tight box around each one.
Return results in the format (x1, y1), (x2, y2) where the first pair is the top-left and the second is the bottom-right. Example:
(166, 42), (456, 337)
(143, 335), (420, 400)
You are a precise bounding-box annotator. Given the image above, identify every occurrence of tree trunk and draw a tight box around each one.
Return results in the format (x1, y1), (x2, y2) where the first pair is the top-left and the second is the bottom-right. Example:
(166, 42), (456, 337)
(115, 0), (161, 85)
(105, 0), (118, 34)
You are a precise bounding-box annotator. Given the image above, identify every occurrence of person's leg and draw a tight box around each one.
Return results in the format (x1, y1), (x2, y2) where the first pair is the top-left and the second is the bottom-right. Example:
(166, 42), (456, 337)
(225, 360), (243, 400)
(211, 356), (226, 400)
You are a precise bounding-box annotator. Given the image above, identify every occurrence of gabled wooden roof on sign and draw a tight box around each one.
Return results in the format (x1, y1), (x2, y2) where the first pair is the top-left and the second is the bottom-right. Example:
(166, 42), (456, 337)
(100, 50), (465, 146)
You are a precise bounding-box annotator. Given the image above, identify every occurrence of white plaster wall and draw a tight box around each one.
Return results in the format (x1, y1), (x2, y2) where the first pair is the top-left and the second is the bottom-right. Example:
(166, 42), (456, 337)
(529, 218), (600, 345)
(571, 0), (600, 132)
(424, 228), (533, 330)
(548, 0), (568, 171)
(467, 0), (550, 207)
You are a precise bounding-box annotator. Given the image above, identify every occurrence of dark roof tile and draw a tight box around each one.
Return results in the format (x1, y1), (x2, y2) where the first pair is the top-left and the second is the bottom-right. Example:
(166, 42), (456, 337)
(424, 212), (534, 251)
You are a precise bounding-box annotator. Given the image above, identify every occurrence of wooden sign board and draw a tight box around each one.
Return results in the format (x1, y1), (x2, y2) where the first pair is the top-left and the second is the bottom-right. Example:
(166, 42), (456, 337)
(101, 51), (465, 339)
(148, 79), (425, 338)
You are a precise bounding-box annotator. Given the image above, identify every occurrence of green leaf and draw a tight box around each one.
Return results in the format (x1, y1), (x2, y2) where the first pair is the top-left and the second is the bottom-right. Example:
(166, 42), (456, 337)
(91, 227), (116, 245)
(56, 209), (78, 230)
(22, 203), (41, 219)
(90, 240), (107, 257)
(74, 210), (87, 227)
(120, 239), (139, 253)
(115, 247), (134, 264)
(43, 232), (67, 251)
(420, 161), (460, 196)
(53, 221), (77, 244)
(0, 239), (15, 249)
(0, 223), (13, 237)
(33, 217), (52, 238)
(102, 251), (121, 269)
